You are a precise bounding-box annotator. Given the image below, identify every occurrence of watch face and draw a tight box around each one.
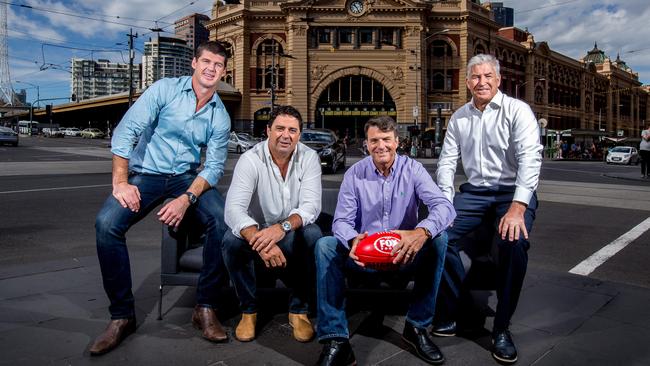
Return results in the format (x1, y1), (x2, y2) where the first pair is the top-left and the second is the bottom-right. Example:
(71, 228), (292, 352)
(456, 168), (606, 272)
(282, 221), (292, 232)
(349, 0), (364, 14)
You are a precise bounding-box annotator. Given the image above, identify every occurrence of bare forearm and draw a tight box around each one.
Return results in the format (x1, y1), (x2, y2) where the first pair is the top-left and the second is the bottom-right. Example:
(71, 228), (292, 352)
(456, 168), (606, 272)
(112, 155), (130, 186)
(186, 176), (212, 197)
(285, 213), (303, 231)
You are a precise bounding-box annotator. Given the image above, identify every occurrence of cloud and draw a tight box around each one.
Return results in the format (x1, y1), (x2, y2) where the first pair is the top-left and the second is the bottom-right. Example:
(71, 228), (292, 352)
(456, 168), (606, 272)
(501, 0), (650, 83)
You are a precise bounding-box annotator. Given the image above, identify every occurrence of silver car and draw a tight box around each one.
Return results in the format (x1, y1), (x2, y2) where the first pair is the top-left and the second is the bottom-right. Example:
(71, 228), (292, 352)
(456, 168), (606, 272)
(0, 126), (19, 146)
(228, 132), (257, 153)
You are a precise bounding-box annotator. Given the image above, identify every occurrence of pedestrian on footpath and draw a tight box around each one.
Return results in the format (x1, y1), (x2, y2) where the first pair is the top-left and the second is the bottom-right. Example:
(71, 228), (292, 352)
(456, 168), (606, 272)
(90, 41), (232, 355)
(435, 54), (542, 364)
(640, 129), (650, 178)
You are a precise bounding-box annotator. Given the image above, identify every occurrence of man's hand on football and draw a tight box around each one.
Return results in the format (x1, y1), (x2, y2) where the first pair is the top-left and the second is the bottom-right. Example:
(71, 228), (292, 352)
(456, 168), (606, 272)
(498, 201), (528, 242)
(251, 224), (286, 253)
(259, 245), (287, 268)
(349, 232), (368, 267)
(391, 228), (428, 265)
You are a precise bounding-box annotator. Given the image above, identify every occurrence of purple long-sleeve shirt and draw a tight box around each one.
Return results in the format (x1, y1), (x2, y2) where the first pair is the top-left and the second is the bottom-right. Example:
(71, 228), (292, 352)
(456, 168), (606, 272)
(333, 155), (456, 248)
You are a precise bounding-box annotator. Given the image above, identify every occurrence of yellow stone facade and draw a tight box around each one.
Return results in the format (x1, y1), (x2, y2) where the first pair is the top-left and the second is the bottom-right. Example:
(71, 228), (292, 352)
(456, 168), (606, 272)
(207, 0), (649, 142)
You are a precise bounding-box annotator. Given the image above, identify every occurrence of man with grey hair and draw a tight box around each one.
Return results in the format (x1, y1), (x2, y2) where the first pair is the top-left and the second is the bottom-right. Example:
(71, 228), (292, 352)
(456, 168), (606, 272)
(434, 54), (542, 364)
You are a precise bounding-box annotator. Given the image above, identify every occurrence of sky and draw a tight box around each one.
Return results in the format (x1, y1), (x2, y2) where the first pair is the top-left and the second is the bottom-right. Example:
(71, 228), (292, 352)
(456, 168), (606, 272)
(6, 0), (650, 106)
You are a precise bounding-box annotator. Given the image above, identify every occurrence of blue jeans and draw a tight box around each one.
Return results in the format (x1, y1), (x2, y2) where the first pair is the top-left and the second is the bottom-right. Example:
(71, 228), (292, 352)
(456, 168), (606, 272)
(315, 233), (448, 341)
(438, 183), (537, 332)
(222, 223), (323, 314)
(95, 172), (227, 319)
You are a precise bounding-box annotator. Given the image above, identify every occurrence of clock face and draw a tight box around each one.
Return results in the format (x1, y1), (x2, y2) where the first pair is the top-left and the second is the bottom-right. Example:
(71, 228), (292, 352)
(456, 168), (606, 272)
(349, 0), (364, 14)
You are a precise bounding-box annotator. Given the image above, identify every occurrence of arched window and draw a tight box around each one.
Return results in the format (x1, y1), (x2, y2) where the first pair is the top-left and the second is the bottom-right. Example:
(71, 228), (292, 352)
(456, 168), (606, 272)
(432, 73), (445, 90)
(255, 39), (286, 91)
(430, 40), (453, 57)
(474, 44), (486, 55)
(221, 41), (234, 86)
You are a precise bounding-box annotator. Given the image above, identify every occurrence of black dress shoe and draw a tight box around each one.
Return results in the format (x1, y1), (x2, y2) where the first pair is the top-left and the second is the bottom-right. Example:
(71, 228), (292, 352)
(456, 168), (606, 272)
(431, 320), (456, 337)
(316, 339), (356, 366)
(402, 322), (445, 365)
(492, 330), (518, 364)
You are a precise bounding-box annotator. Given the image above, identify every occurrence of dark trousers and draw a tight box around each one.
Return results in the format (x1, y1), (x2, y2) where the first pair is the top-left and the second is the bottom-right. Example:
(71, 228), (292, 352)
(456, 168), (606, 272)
(640, 150), (650, 176)
(437, 183), (537, 332)
(221, 224), (323, 314)
(95, 172), (227, 319)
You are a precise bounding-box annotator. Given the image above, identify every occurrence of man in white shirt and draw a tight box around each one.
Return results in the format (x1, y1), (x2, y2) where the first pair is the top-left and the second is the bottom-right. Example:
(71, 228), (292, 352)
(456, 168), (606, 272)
(223, 105), (323, 343)
(434, 54), (542, 364)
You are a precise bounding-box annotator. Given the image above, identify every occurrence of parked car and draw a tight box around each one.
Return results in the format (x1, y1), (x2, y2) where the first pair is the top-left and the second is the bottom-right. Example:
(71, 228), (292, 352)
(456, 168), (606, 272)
(228, 132), (257, 153)
(606, 146), (639, 165)
(0, 126), (19, 146)
(63, 127), (81, 137)
(80, 128), (105, 139)
(300, 128), (346, 173)
(42, 127), (65, 138)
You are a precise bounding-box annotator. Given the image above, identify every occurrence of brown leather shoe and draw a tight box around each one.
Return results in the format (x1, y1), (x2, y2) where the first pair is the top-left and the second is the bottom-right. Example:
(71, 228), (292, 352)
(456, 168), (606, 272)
(191, 305), (228, 342)
(235, 313), (257, 342)
(288, 313), (314, 342)
(89, 318), (136, 356)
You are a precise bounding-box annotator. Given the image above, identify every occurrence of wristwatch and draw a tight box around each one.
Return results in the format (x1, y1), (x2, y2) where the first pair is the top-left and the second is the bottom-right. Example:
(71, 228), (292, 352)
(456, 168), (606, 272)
(184, 191), (198, 205)
(421, 227), (432, 239)
(281, 220), (292, 233)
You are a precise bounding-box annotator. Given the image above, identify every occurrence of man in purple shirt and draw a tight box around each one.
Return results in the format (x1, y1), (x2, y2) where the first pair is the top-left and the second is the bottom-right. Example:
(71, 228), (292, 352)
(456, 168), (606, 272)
(314, 116), (456, 366)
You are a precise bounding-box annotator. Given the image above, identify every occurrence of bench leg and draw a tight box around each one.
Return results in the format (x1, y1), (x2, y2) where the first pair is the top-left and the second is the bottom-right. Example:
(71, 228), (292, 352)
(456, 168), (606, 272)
(158, 285), (163, 320)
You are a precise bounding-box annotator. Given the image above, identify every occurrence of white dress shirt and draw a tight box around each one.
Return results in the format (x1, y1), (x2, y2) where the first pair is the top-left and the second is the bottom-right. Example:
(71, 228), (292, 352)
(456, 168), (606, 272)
(436, 90), (542, 205)
(224, 139), (322, 238)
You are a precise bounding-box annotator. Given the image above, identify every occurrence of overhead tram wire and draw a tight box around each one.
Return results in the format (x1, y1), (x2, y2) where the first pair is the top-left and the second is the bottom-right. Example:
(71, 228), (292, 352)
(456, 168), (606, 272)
(2, 0), (168, 32)
(514, 0), (581, 14)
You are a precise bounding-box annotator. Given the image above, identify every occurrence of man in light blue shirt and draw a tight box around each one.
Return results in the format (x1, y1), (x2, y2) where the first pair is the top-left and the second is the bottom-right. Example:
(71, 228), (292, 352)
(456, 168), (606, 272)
(434, 54), (542, 364)
(90, 41), (231, 355)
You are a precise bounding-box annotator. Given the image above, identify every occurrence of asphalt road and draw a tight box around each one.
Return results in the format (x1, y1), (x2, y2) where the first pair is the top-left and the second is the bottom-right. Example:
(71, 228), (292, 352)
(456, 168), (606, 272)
(1, 136), (650, 291)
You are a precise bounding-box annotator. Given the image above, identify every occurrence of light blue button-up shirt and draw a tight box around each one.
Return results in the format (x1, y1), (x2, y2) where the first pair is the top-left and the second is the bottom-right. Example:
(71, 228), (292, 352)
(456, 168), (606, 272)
(111, 76), (231, 187)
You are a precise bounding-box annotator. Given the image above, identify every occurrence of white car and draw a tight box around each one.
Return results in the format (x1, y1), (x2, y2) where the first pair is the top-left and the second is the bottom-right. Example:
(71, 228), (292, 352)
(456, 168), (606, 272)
(80, 128), (105, 139)
(228, 132), (257, 153)
(63, 127), (81, 137)
(42, 127), (65, 138)
(606, 146), (639, 165)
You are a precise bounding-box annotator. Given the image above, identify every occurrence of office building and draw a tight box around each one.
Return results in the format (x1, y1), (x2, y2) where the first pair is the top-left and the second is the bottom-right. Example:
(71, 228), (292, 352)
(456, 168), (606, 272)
(71, 59), (141, 101)
(141, 36), (193, 88)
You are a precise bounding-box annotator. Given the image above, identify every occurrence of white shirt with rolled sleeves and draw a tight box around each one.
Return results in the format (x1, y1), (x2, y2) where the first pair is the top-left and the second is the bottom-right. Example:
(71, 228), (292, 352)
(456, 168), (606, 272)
(436, 90), (542, 205)
(224, 139), (322, 239)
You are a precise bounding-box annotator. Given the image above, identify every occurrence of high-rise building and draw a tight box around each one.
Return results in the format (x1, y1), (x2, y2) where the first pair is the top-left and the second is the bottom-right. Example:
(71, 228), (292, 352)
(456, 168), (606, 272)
(141, 37), (194, 88)
(15, 89), (26, 105)
(71, 59), (141, 101)
(174, 13), (210, 52)
(490, 2), (514, 27)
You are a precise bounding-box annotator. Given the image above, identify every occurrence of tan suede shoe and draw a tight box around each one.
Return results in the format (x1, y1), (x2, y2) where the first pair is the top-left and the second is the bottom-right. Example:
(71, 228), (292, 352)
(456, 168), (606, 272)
(235, 313), (257, 342)
(288, 313), (314, 342)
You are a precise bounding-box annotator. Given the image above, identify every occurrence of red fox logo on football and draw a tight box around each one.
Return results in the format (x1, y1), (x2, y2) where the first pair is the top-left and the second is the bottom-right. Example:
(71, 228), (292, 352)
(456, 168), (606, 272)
(373, 233), (399, 254)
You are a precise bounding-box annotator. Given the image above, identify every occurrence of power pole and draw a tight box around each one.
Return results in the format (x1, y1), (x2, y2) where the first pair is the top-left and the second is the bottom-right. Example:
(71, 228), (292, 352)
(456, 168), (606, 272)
(127, 29), (138, 107)
(0, 3), (18, 106)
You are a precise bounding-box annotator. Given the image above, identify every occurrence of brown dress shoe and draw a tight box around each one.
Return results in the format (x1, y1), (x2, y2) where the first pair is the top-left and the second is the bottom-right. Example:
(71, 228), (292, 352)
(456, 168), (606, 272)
(89, 318), (136, 356)
(235, 313), (257, 342)
(288, 313), (314, 342)
(191, 305), (228, 342)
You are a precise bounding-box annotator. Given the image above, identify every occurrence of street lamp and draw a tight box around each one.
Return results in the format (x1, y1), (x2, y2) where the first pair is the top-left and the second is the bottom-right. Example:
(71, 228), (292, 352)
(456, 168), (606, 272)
(515, 78), (545, 99)
(410, 29), (450, 136)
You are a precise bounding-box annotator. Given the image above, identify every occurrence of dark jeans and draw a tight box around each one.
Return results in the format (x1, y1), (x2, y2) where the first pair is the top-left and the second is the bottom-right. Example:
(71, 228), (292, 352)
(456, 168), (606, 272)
(221, 223), (323, 314)
(315, 233), (448, 341)
(437, 183), (537, 332)
(95, 172), (227, 319)
(640, 150), (650, 176)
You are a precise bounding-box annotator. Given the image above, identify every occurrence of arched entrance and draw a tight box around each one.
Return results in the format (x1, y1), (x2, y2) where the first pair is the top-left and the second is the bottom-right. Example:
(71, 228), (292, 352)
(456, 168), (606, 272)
(315, 75), (396, 140)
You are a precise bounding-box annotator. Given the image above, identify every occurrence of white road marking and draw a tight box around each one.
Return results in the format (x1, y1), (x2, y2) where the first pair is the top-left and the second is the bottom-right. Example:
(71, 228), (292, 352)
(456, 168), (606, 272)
(0, 184), (111, 195)
(569, 217), (650, 276)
